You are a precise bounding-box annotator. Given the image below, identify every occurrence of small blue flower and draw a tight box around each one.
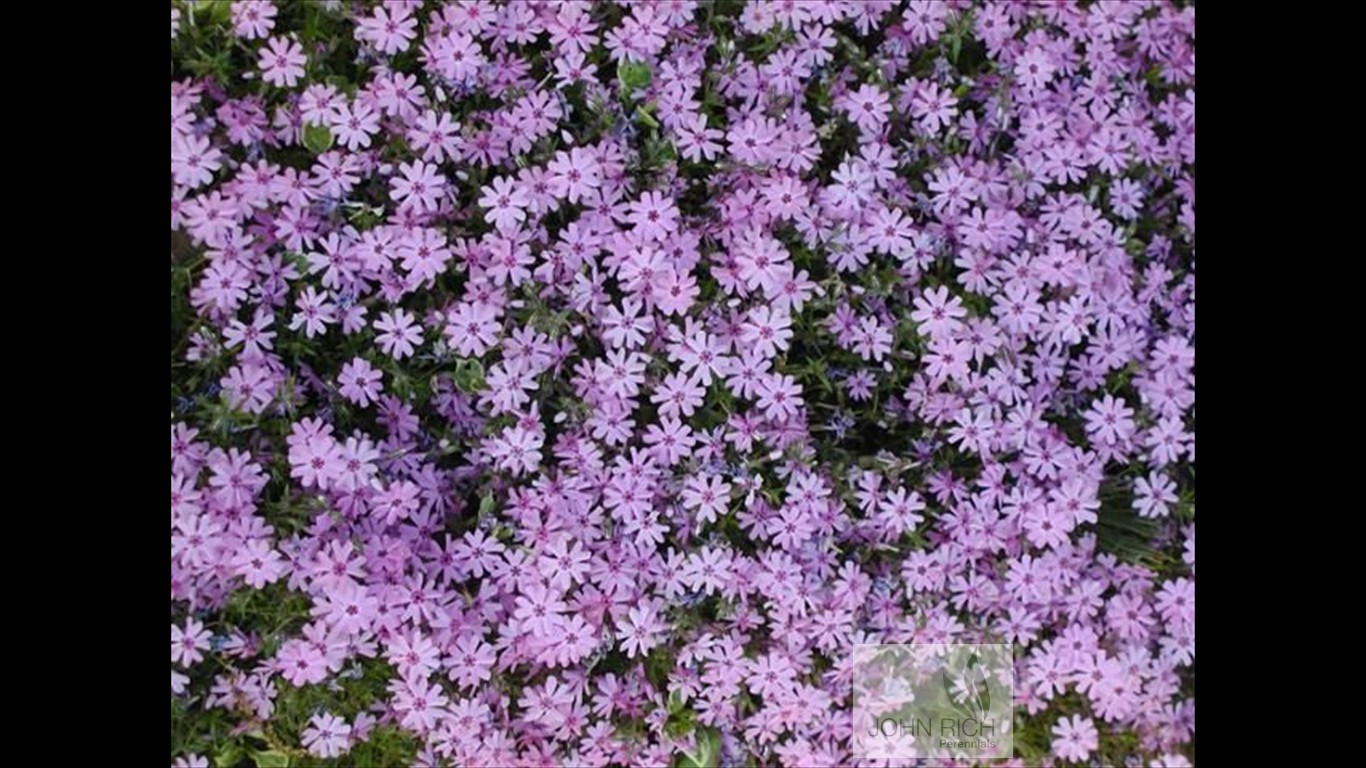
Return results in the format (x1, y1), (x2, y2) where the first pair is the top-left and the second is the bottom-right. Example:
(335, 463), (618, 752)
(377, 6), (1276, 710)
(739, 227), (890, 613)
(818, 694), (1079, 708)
(676, 591), (707, 608)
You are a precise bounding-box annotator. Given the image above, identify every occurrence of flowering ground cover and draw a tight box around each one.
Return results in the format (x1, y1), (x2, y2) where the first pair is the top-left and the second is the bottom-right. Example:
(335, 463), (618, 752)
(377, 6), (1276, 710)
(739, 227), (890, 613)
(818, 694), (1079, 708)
(171, 1), (1195, 766)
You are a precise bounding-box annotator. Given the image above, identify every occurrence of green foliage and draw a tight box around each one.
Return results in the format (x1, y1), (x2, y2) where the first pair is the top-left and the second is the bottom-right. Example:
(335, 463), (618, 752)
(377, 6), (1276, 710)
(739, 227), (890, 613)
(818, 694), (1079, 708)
(676, 727), (722, 768)
(453, 357), (486, 393)
(250, 750), (290, 768)
(301, 123), (334, 155)
(617, 60), (653, 91)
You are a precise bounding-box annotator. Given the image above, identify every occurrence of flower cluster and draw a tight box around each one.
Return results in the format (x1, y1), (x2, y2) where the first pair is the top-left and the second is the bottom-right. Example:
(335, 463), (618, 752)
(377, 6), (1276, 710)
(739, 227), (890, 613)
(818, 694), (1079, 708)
(171, 1), (1195, 766)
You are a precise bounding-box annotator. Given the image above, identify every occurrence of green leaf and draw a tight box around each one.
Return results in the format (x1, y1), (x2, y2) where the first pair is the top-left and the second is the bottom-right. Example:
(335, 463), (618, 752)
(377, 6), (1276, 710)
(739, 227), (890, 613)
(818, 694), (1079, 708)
(195, 0), (233, 24)
(667, 687), (688, 715)
(251, 750), (290, 768)
(677, 727), (722, 768)
(215, 744), (245, 768)
(478, 492), (497, 517)
(634, 105), (661, 130)
(454, 358), (486, 392)
(618, 60), (653, 91)
(1096, 495), (1163, 567)
(302, 123), (334, 154)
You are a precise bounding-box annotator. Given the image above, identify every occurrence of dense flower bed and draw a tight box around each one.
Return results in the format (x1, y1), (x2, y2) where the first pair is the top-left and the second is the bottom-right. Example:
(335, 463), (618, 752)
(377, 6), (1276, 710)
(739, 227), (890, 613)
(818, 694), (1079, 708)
(171, 1), (1195, 766)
